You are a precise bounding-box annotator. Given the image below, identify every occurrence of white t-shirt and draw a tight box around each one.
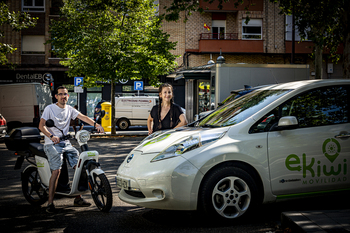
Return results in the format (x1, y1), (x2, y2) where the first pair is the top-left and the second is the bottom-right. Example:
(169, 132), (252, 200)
(41, 103), (79, 145)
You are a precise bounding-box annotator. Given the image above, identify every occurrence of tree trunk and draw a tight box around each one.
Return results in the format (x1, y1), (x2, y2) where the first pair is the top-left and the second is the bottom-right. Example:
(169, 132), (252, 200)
(315, 44), (323, 79)
(111, 80), (116, 134)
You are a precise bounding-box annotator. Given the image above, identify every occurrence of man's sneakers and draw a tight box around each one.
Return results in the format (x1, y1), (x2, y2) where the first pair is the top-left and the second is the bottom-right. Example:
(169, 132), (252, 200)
(74, 197), (91, 207)
(46, 203), (57, 213)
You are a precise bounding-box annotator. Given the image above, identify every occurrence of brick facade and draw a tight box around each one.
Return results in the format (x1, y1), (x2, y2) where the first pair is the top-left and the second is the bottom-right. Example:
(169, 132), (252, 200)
(158, 0), (338, 77)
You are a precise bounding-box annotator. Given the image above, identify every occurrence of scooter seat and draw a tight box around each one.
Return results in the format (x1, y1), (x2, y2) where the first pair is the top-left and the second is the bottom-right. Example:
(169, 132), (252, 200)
(28, 142), (47, 159)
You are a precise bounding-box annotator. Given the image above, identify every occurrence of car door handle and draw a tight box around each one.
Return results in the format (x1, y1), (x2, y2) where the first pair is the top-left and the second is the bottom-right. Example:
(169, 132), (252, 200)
(335, 133), (350, 139)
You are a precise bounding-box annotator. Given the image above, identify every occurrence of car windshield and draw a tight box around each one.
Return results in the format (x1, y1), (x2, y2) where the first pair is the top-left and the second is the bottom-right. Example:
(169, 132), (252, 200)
(198, 89), (291, 127)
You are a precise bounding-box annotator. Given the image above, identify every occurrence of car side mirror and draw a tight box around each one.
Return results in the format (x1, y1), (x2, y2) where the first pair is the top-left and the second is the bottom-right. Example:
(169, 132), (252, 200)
(45, 119), (55, 128)
(276, 116), (299, 130)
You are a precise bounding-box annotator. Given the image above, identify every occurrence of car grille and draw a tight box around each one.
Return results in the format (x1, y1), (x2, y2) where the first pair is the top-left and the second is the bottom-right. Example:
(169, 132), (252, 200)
(125, 190), (146, 198)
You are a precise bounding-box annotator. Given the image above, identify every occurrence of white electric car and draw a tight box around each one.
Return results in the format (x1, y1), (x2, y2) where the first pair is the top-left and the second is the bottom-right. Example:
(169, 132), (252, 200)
(116, 79), (350, 220)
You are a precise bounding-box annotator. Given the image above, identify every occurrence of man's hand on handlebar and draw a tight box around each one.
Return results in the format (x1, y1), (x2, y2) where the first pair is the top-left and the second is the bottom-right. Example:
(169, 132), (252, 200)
(95, 124), (105, 134)
(51, 135), (60, 144)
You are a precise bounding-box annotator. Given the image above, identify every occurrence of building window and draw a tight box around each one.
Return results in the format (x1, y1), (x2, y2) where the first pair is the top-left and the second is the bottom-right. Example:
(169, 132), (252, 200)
(242, 19), (262, 40)
(22, 0), (45, 12)
(22, 35), (45, 54)
(285, 15), (310, 41)
(212, 20), (226, 39)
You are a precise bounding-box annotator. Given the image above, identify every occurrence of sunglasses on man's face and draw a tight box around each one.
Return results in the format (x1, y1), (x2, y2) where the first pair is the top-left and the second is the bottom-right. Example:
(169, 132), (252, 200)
(57, 93), (69, 96)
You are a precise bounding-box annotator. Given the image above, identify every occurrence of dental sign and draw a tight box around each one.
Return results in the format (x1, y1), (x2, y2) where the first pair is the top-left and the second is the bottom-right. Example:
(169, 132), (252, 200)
(285, 138), (347, 185)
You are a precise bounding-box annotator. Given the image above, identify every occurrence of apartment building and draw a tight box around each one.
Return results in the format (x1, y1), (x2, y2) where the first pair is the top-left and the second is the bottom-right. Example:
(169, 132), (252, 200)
(160, 0), (343, 76)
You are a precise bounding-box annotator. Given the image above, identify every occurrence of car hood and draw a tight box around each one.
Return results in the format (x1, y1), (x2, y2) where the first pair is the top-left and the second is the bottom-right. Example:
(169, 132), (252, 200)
(134, 126), (228, 154)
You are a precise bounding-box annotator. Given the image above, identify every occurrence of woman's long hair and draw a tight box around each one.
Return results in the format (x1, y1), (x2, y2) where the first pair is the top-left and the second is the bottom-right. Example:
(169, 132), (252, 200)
(158, 83), (174, 130)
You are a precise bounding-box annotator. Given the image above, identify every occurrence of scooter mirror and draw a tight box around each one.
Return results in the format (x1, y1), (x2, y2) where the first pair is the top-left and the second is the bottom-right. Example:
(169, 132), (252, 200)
(100, 110), (106, 119)
(46, 119), (55, 128)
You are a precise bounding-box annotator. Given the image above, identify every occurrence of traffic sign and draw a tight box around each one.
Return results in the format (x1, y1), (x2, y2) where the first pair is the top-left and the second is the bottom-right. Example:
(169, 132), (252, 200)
(74, 86), (83, 93)
(134, 81), (143, 91)
(74, 77), (83, 86)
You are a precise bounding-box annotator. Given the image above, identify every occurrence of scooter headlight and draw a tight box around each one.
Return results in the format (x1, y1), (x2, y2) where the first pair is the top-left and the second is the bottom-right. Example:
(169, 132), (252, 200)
(76, 130), (90, 144)
(151, 132), (225, 162)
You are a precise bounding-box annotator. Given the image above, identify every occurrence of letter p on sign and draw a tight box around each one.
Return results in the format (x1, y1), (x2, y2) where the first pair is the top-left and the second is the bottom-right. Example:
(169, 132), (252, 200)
(74, 77), (83, 86)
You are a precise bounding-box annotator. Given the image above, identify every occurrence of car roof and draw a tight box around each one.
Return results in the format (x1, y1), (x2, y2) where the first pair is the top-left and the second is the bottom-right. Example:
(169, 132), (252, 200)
(258, 79), (350, 91)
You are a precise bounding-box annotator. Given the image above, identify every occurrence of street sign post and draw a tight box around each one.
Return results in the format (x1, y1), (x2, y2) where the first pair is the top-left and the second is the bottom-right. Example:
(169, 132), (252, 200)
(134, 81), (143, 96)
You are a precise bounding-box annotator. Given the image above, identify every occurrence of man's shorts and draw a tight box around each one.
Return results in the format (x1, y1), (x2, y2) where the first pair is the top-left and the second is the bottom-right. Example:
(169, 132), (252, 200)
(44, 142), (79, 171)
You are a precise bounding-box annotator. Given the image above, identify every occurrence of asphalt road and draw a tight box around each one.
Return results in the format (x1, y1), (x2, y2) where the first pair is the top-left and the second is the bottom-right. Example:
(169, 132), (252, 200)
(0, 136), (348, 233)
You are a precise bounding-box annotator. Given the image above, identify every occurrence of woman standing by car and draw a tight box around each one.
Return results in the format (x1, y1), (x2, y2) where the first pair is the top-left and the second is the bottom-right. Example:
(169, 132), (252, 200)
(147, 83), (187, 135)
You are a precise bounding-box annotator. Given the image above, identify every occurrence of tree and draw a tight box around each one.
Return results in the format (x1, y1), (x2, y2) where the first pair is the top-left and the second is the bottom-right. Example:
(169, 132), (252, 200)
(164, 0), (350, 79)
(48, 0), (178, 134)
(0, 1), (37, 65)
(275, 0), (350, 79)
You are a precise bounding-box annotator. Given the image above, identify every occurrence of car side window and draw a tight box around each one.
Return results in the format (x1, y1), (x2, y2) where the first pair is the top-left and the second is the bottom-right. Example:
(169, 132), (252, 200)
(249, 107), (279, 133)
(281, 85), (348, 128)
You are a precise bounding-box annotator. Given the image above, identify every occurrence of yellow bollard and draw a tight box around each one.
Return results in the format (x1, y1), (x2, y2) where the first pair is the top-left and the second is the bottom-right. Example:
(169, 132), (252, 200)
(101, 102), (112, 132)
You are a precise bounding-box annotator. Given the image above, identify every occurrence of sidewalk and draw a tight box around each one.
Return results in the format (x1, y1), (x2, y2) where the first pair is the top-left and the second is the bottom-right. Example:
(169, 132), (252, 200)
(281, 209), (350, 232)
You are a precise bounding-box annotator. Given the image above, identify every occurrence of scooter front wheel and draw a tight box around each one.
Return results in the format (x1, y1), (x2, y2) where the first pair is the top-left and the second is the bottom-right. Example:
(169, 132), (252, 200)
(90, 173), (112, 212)
(22, 167), (48, 206)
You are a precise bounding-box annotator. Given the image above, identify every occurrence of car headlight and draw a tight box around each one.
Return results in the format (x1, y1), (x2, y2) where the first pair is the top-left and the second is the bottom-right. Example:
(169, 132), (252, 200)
(151, 132), (225, 162)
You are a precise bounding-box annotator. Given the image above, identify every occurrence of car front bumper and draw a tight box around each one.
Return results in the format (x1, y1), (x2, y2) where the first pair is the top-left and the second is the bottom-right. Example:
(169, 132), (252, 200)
(116, 151), (201, 210)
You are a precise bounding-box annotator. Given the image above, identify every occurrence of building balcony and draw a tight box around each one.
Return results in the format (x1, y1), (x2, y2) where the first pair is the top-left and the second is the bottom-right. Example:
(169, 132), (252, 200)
(200, 0), (263, 12)
(285, 41), (344, 54)
(198, 33), (264, 53)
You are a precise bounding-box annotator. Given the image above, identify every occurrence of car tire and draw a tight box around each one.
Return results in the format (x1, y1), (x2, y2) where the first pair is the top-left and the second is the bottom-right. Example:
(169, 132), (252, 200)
(117, 119), (130, 130)
(198, 166), (259, 221)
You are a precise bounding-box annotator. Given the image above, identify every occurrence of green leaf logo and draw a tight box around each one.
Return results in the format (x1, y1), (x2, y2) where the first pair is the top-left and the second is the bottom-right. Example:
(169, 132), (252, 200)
(322, 138), (341, 163)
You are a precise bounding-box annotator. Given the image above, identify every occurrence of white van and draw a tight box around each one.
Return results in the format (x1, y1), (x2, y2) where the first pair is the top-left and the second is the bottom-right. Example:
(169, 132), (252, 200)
(0, 83), (52, 131)
(115, 96), (158, 130)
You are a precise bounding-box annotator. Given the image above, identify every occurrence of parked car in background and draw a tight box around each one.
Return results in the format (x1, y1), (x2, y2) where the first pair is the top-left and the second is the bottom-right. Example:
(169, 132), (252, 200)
(116, 79), (350, 221)
(195, 84), (271, 121)
(0, 83), (52, 131)
(114, 96), (158, 130)
(0, 113), (7, 137)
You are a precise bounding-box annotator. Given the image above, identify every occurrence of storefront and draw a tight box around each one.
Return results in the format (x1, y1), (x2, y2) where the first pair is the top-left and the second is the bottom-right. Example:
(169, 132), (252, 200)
(0, 69), (185, 118)
(176, 64), (215, 122)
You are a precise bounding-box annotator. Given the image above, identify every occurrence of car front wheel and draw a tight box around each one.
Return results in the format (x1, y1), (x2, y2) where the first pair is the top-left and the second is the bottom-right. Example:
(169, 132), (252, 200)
(198, 166), (259, 220)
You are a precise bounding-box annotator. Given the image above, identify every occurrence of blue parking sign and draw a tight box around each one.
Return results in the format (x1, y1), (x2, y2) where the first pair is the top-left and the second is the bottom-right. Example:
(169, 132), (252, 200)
(134, 81), (143, 91)
(74, 77), (83, 86)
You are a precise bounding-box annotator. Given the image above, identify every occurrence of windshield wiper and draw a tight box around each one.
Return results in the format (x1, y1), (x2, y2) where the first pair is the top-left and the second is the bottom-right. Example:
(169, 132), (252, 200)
(201, 124), (218, 128)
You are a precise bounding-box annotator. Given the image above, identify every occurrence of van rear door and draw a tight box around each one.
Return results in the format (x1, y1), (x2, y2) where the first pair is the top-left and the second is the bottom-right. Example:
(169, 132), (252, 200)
(132, 98), (154, 125)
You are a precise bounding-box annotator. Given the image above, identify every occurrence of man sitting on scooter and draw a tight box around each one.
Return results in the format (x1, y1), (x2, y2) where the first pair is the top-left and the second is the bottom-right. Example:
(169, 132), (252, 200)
(39, 86), (104, 213)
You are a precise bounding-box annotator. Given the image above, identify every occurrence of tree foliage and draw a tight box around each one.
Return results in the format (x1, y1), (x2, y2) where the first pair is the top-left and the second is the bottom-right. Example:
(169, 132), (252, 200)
(0, 2), (37, 65)
(48, 0), (178, 133)
(275, 0), (349, 64)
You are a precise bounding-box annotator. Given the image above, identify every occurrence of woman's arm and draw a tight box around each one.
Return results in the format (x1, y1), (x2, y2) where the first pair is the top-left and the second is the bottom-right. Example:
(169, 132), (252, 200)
(174, 113), (188, 128)
(147, 114), (154, 135)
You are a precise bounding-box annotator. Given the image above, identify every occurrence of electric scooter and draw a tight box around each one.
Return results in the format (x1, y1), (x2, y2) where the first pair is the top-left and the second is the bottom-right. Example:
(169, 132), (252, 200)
(5, 112), (112, 212)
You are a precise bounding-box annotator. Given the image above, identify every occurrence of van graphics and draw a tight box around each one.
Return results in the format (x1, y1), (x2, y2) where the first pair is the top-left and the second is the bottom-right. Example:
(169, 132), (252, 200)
(285, 138), (347, 185)
(120, 99), (153, 107)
